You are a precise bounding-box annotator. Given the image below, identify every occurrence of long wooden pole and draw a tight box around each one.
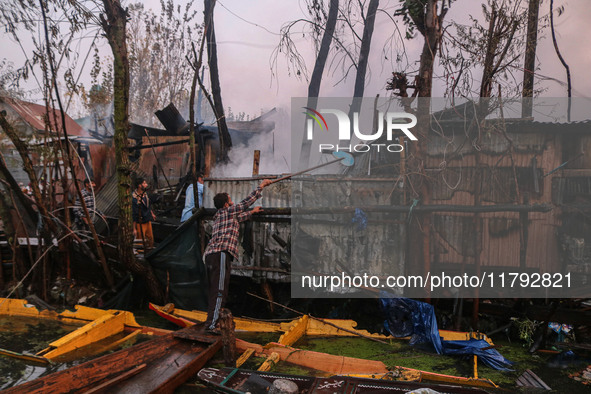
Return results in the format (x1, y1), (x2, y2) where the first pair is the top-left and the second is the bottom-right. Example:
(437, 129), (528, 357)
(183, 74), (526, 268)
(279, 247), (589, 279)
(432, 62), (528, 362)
(201, 204), (552, 217)
(247, 292), (390, 345)
(269, 156), (349, 185)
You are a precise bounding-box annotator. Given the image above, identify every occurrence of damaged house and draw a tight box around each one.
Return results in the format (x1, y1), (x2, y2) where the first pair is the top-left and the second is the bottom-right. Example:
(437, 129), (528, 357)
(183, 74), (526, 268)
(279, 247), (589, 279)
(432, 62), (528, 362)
(189, 99), (591, 302)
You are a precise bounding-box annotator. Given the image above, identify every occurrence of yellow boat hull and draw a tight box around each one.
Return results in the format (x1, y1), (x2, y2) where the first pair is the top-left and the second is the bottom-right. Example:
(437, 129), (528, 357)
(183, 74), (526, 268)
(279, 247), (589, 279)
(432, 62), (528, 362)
(0, 298), (167, 362)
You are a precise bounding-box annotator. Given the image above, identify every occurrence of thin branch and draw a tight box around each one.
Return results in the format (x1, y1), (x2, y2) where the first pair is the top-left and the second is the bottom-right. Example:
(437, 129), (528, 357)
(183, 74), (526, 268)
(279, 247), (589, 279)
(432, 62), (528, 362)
(550, 0), (572, 121)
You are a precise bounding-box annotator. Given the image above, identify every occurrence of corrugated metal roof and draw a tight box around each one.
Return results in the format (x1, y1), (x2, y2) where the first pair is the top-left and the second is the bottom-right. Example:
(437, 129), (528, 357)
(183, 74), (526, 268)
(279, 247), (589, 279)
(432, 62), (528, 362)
(432, 118), (591, 135)
(1, 97), (86, 136)
(95, 162), (146, 218)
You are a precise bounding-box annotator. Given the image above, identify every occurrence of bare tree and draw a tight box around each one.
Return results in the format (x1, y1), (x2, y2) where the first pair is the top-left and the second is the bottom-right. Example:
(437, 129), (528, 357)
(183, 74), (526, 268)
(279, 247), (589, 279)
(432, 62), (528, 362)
(301, 0), (340, 166)
(308, 0), (340, 99)
(0, 0), (104, 296)
(204, 0), (232, 161)
(441, 0), (526, 101)
(101, 0), (164, 302)
(389, 0), (450, 303)
(522, 0), (540, 118)
(275, 0), (390, 166)
(549, 0), (571, 121)
(126, 1), (202, 126)
(353, 0), (379, 98)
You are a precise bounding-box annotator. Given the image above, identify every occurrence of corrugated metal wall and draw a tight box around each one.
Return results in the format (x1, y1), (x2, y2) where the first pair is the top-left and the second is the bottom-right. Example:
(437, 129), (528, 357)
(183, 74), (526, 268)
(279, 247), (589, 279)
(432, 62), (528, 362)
(426, 130), (562, 273)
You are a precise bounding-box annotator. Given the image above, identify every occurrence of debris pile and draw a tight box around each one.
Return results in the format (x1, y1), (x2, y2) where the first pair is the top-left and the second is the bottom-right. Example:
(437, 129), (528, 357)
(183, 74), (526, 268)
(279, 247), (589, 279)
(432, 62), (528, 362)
(570, 365), (591, 386)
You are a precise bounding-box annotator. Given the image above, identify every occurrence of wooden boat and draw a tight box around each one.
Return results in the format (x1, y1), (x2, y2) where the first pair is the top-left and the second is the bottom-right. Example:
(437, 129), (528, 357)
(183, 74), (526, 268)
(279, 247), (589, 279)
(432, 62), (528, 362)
(150, 303), (498, 388)
(149, 302), (493, 345)
(2, 324), (221, 394)
(0, 297), (139, 325)
(235, 339), (498, 389)
(197, 367), (491, 393)
(0, 298), (169, 363)
(149, 302), (285, 332)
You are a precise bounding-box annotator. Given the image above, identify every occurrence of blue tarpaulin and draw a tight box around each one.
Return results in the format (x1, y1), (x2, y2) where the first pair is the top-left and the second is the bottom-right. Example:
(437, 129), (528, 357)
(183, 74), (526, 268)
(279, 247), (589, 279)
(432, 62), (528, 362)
(380, 294), (514, 371)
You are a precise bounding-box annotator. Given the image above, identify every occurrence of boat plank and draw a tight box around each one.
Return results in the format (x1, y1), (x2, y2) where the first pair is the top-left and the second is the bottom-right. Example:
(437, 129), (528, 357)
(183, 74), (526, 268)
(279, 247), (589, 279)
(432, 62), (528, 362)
(277, 315), (308, 346)
(37, 312), (126, 360)
(81, 364), (147, 394)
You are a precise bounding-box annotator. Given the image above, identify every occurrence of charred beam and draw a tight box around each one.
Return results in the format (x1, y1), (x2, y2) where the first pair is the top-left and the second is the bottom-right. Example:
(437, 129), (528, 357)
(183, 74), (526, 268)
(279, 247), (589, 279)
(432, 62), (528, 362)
(127, 139), (190, 151)
(202, 204), (552, 217)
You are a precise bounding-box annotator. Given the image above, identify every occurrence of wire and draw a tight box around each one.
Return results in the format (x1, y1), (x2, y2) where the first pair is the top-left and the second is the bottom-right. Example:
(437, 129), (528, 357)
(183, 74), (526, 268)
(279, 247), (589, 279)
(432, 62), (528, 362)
(217, 0), (279, 36)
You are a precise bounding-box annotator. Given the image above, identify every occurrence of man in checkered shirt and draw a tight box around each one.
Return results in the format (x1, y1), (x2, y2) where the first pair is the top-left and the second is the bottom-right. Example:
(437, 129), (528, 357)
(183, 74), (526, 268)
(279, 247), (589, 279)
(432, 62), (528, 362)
(203, 178), (273, 333)
(73, 179), (96, 229)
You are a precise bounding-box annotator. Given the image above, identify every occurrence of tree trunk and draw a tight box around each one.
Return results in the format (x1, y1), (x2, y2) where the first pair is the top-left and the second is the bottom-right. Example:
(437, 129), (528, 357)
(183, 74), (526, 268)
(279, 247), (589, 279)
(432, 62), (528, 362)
(101, 0), (164, 302)
(308, 0), (339, 99)
(550, 0), (572, 121)
(407, 0), (447, 297)
(301, 0), (339, 167)
(204, 0), (232, 162)
(347, 0), (379, 143)
(352, 0), (379, 98)
(189, 47), (200, 207)
(521, 0), (540, 118)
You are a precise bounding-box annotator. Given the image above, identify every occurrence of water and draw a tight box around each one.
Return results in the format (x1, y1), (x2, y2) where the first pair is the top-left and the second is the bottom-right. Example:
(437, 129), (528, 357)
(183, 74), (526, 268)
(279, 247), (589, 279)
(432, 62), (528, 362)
(0, 316), (79, 390)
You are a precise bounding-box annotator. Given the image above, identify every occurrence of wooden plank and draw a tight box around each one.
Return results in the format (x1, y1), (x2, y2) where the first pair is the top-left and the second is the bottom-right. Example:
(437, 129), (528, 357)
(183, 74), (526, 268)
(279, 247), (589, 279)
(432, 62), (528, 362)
(524, 369), (551, 390)
(235, 349), (255, 368)
(236, 339), (388, 375)
(37, 312), (127, 360)
(257, 352), (280, 372)
(277, 315), (307, 346)
(81, 364), (147, 394)
(0, 298), (141, 327)
(252, 150), (260, 176)
(0, 348), (49, 364)
(150, 303), (283, 333)
(173, 330), (218, 344)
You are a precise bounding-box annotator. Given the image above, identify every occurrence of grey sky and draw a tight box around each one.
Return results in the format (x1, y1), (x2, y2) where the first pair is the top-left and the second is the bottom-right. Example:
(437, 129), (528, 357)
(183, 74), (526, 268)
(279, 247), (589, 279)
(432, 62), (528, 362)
(1, 0), (589, 117)
(201, 0), (590, 114)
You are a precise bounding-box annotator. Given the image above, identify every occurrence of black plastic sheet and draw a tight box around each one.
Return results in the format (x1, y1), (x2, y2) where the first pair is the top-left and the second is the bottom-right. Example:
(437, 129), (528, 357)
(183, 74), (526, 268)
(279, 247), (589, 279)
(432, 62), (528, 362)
(146, 213), (208, 310)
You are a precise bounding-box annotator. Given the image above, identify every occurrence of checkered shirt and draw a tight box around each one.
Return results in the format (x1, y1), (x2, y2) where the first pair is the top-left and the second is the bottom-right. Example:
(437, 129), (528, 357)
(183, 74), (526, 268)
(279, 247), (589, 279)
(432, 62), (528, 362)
(74, 188), (95, 222)
(204, 187), (262, 259)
